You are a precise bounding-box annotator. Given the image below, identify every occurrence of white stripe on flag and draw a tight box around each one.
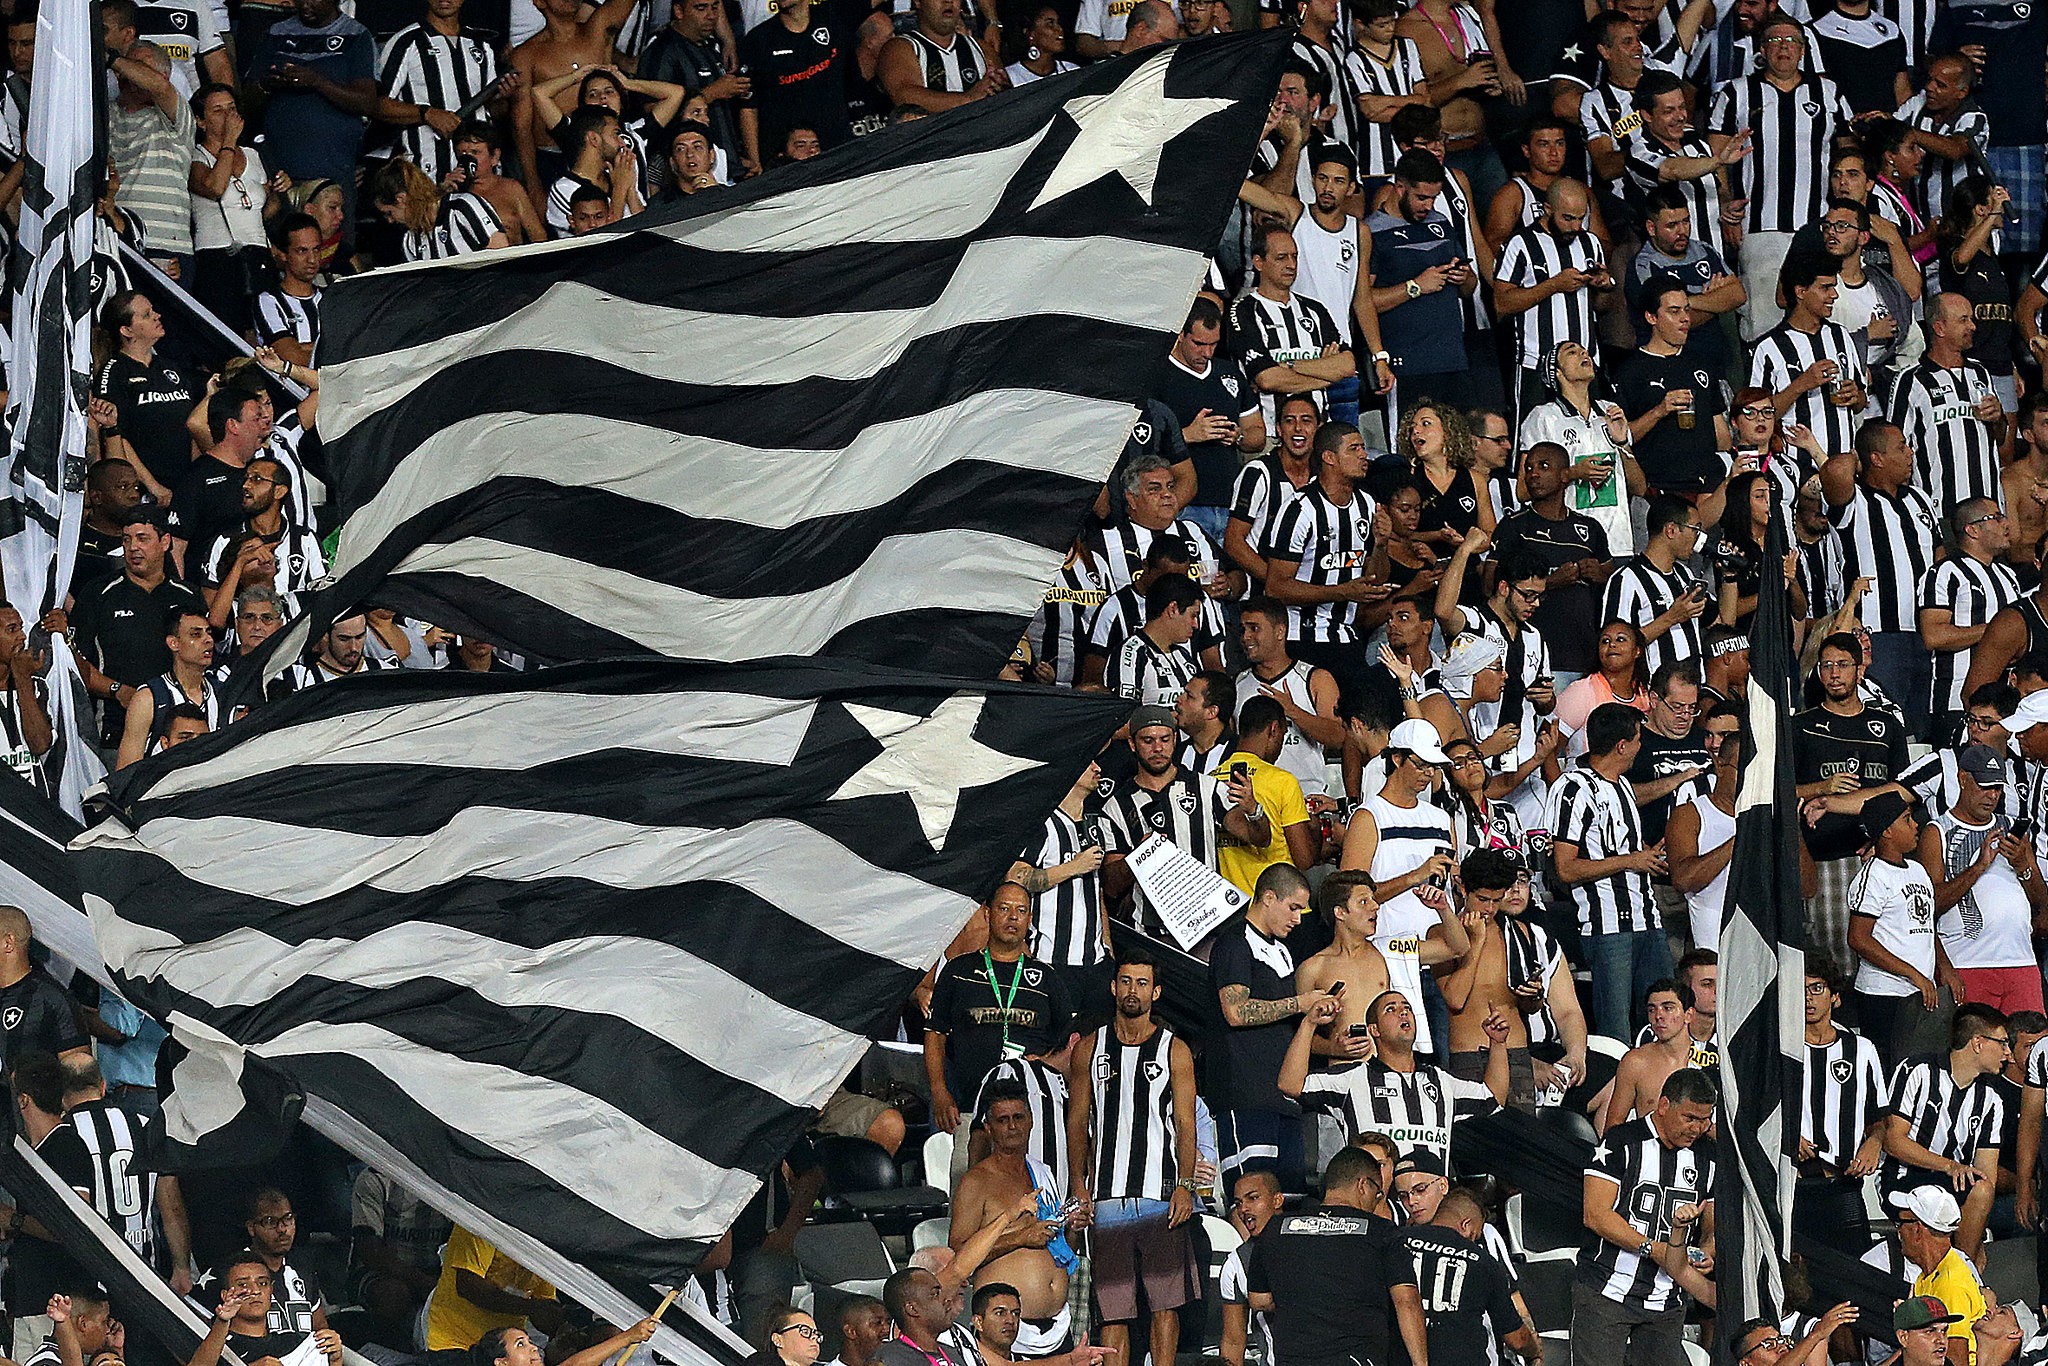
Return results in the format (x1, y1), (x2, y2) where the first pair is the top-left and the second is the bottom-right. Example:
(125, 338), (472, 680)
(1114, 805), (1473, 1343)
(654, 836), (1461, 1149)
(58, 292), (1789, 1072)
(384, 531), (1067, 661)
(318, 235), (1199, 441)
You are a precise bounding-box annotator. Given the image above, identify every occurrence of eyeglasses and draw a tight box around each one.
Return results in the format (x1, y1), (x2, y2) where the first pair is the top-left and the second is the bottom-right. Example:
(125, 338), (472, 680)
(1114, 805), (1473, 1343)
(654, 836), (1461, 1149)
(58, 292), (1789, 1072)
(1661, 699), (1699, 715)
(251, 1213), (295, 1228)
(1763, 33), (1803, 43)
(1980, 1034), (2014, 1050)
(1479, 432), (1512, 445)
(1804, 981), (1829, 997)
(774, 1327), (823, 1342)
(1737, 404), (1776, 419)
(1964, 512), (2008, 527)
(1743, 1335), (1794, 1357)
(1821, 219), (1859, 232)
(1510, 585), (1545, 604)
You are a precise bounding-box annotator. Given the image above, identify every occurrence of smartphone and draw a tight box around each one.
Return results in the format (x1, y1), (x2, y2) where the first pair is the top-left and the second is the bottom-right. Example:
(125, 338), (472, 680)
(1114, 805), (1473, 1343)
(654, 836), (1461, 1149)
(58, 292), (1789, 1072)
(458, 154), (479, 178)
(2016, 819), (2035, 842)
(1329, 980), (1346, 996)
(1231, 762), (1251, 783)
(1347, 1023), (1371, 1038)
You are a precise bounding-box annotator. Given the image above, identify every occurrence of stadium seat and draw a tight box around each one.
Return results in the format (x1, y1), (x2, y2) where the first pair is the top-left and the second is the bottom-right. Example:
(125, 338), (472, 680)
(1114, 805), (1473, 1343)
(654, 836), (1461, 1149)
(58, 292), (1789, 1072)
(795, 1220), (897, 1287)
(910, 1217), (951, 1253)
(812, 1135), (949, 1234)
(1586, 1034), (1630, 1061)
(922, 1130), (953, 1190)
(1199, 1214), (1242, 1261)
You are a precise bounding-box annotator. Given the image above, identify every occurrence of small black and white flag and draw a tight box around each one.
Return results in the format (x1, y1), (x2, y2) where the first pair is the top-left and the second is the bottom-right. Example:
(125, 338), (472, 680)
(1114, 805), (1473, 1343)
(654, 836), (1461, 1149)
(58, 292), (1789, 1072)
(1, 0), (107, 816)
(75, 659), (1129, 1290)
(241, 34), (1286, 691)
(1715, 503), (1806, 1349)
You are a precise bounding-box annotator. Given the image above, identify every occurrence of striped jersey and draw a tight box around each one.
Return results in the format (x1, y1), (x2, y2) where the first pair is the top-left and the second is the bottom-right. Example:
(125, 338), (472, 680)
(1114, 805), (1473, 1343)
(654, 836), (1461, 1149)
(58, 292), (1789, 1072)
(1346, 37), (1427, 177)
(1229, 455), (1309, 559)
(1546, 766), (1658, 936)
(1896, 94), (1990, 221)
(1623, 129), (1726, 255)
(974, 1056), (1071, 1201)
(377, 23), (498, 183)
(1579, 79), (1648, 194)
(1230, 289), (1348, 427)
(1296, 1058), (1499, 1166)
(1502, 913), (1566, 1046)
(1827, 481), (1941, 634)
(1026, 809), (1105, 970)
(1291, 31), (1360, 151)
(1082, 518), (1223, 594)
(1577, 1116), (1715, 1312)
(1601, 556), (1703, 677)
(1890, 358), (2003, 512)
(1269, 482), (1378, 644)
(1098, 770), (1231, 929)
(1103, 632), (1200, 707)
(1026, 551), (1110, 688)
(1084, 1024), (1182, 1200)
(1218, 1246), (1277, 1365)
(252, 286), (320, 354)
(1802, 1023), (1887, 1168)
(1496, 224), (1604, 368)
(1748, 320), (1867, 459)
(1086, 583), (1226, 664)
(401, 191), (501, 262)
(1919, 555), (2021, 713)
(1882, 1054), (2005, 1190)
(66, 1099), (154, 1258)
(1709, 72), (1852, 233)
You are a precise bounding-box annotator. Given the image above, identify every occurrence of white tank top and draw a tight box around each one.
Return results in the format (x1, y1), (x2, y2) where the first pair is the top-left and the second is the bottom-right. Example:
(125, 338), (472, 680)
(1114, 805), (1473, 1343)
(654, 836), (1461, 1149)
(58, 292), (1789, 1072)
(1290, 211), (1358, 346)
(1681, 795), (1735, 953)
(1360, 791), (1455, 1052)
(1236, 661), (1328, 797)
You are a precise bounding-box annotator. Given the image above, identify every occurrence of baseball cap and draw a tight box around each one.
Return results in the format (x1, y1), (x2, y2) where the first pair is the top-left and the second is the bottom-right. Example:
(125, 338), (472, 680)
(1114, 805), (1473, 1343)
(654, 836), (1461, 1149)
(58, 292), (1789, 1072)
(1128, 704), (1175, 736)
(1958, 744), (2009, 788)
(2005, 689), (2048, 733)
(1886, 1185), (1962, 1234)
(1860, 789), (1914, 844)
(1893, 1296), (1962, 1332)
(1389, 718), (1450, 766)
(1393, 1148), (1447, 1179)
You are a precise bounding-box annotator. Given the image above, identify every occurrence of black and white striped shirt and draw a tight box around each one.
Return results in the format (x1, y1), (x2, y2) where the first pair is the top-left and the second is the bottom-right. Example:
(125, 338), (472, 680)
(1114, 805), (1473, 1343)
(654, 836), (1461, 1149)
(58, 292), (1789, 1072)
(1496, 224), (1605, 369)
(1578, 1116), (1715, 1312)
(252, 286), (320, 354)
(1882, 1054), (2005, 1191)
(1103, 633), (1201, 708)
(1085, 1025), (1182, 1201)
(1346, 38), (1427, 177)
(67, 1099), (154, 1258)
(1796, 527), (1848, 622)
(1829, 481), (1941, 634)
(1579, 80), (1647, 194)
(401, 191), (502, 262)
(974, 1056), (1071, 1199)
(1296, 1058), (1500, 1166)
(1027, 809), (1105, 970)
(1710, 72), (1852, 233)
(1270, 482), (1377, 645)
(1897, 94), (1990, 221)
(1230, 290), (1348, 427)
(1546, 767), (1658, 936)
(1624, 130), (1726, 254)
(1602, 557), (1703, 676)
(1229, 455), (1307, 560)
(1749, 320), (1867, 458)
(1027, 552), (1110, 689)
(1098, 770), (1231, 928)
(1891, 358), (2003, 512)
(1503, 914), (1566, 1046)
(1086, 583), (1226, 665)
(1803, 1023), (1887, 1169)
(1292, 31), (1360, 151)
(1082, 519), (1223, 594)
(378, 23), (498, 183)
(1920, 555), (2021, 713)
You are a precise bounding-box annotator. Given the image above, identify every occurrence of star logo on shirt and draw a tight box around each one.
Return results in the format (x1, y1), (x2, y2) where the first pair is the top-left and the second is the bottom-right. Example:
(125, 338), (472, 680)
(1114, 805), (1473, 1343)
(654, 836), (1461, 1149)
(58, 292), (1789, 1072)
(1562, 42), (1583, 61)
(1591, 1140), (1611, 1165)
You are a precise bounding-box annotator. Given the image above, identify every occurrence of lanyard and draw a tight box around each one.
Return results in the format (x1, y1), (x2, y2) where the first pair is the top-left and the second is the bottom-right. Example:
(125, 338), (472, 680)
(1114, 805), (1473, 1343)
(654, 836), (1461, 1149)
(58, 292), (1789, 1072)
(982, 950), (1024, 1053)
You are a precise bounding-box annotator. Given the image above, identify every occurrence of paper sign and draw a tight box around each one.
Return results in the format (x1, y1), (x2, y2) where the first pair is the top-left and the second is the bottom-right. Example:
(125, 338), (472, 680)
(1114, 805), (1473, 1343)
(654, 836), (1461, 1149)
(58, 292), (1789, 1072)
(1127, 833), (1248, 951)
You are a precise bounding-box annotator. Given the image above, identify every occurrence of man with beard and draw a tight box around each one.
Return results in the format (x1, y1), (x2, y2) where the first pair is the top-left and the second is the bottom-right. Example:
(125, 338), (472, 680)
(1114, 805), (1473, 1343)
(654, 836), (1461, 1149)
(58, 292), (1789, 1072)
(1366, 150), (1476, 404)
(1489, 443), (1612, 688)
(1098, 707), (1266, 934)
(74, 460), (144, 602)
(270, 612), (397, 697)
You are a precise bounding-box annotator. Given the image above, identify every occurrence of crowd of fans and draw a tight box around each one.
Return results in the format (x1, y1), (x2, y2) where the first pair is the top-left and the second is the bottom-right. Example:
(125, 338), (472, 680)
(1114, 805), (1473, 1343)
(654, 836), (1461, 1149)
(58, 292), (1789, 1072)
(21, 0), (2048, 1358)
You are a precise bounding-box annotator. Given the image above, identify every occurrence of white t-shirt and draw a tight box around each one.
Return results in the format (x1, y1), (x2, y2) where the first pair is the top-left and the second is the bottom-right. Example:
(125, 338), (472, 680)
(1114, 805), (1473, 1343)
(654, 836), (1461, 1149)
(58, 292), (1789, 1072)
(1519, 398), (1635, 557)
(1932, 813), (2036, 970)
(191, 144), (270, 252)
(1849, 854), (1939, 997)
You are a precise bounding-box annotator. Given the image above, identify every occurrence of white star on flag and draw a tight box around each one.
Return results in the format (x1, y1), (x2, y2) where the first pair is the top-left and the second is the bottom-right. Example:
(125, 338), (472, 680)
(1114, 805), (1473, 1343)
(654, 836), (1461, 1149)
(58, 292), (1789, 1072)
(1031, 50), (1237, 212)
(831, 694), (1041, 849)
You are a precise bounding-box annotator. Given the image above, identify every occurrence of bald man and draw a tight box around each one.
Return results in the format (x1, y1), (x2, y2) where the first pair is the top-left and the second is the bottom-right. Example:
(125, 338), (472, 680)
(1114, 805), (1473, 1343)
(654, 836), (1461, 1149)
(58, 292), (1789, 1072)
(0, 907), (90, 1072)
(1493, 177), (1609, 419)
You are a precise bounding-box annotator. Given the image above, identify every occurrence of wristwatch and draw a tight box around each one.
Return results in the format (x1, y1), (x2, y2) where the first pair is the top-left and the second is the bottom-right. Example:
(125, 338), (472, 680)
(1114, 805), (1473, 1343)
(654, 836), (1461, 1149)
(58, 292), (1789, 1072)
(1637, 1238), (1656, 1259)
(1405, 280), (1422, 301)
(1371, 350), (1392, 364)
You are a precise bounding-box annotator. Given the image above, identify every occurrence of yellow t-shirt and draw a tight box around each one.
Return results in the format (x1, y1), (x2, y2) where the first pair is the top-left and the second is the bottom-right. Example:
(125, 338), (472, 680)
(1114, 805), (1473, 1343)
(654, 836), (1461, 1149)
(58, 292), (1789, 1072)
(1214, 751), (1311, 893)
(424, 1227), (558, 1351)
(1913, 1247), (1987, 1366)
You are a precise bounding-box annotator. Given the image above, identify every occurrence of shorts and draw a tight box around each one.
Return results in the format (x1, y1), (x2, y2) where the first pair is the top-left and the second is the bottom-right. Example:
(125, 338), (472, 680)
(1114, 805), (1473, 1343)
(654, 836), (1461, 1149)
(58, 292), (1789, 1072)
(813, 1088), (890, 1141)
(1957, 965), (2045, 1016)
(1088, 1198), (1201, 1323)
(1013, 1303), (1073, 1358)
(1449, 1044), (1535, 1111)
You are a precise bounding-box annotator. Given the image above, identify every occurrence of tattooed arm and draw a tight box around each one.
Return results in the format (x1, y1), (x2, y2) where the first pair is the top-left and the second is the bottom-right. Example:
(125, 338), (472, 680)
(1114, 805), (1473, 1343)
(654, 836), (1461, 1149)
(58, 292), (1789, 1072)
(1219, 983), (1328, 1029)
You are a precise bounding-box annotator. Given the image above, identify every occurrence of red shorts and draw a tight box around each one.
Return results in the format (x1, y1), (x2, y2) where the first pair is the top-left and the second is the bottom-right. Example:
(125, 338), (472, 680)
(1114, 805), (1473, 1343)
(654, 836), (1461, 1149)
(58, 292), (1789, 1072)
(1956, 965), (2046, 1016)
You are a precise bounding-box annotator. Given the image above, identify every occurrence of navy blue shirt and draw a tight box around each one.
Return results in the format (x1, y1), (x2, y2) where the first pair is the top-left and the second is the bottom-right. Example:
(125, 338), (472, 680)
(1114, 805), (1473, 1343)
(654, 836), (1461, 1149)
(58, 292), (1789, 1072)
(254, 15), (377, 178)
(1935, 0), (2048, 144)
(1365, 207), (1465, 375)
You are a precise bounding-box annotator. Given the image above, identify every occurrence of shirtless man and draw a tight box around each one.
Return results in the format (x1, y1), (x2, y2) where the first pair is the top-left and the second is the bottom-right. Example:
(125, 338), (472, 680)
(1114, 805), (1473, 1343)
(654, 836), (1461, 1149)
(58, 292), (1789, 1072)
(950, 1090), (1076, 1357)
(1297, 871), (1468, 1067)
(1396, 0), (1511, 160)
(1599, 978), (1699, 1133)
(452, 123), (545, 245)
(1436, 849), (1554, 1108)
(508, 0), (644, 204)
(2001, 393), (2048, 577)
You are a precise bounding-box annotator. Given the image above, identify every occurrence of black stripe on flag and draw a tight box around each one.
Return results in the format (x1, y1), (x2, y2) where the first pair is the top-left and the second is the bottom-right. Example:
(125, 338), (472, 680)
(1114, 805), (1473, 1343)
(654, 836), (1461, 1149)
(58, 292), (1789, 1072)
(234, 34), (1289, 695)
(1715, 503), (1807, 1349)
(76, 658), (1130, 1286)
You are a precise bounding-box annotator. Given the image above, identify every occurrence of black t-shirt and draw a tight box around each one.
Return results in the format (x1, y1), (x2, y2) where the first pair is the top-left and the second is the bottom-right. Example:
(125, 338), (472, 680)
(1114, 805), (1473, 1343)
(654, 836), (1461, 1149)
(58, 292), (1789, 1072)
(1490, 507), (1612, 674)
(5, 1125), (93, 1315)
(1793, 703), (1910, 860)
(1206, 921), (1299, 1114)
(1154, 356), (1257, 511)
(72, 525), (126, 604)
(73, 574), (205, 688)
(1246, 1206), (1416, 1365)
(1627, 723), (1712, 845)
(739, 13), (850, 148)
(0, 969), (87, 1072)
(1403, 1225), (1519, 1363)
(170, 455), (251, 573)
(1616, 348), (1727, 495)
(94, 354), (196, 496)
(927, 951), (1075, 1100)
(1936, 0), (2048, 144)
(1940, 249), (2016, 375)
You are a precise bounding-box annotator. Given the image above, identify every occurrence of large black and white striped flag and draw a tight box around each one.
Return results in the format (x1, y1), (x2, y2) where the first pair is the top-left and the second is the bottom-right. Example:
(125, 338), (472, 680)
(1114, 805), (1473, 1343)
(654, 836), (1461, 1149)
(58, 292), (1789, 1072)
(1715, 506), (1806, 1354)
(1, 0), (107, 816)
(244, 34), (1284, 689)
(74, 661), (1127, 1292)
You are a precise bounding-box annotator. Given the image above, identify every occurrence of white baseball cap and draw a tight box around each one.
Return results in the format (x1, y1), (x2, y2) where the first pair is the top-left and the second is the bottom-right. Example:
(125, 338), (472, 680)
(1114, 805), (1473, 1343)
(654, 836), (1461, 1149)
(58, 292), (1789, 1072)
(1389, 718), (1449, 766)
(2003, 689), (2048, 734)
